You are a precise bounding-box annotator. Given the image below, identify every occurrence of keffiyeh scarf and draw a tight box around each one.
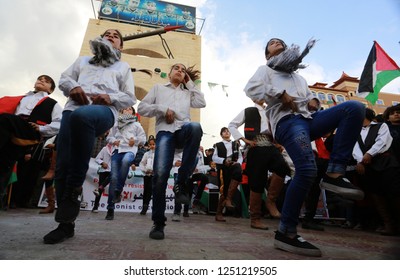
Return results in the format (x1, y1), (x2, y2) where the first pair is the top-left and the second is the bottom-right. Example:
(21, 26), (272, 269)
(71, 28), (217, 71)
(118, 113), (136, 130)
(89, 37), (121, 67)
(267, 38), (317, 73)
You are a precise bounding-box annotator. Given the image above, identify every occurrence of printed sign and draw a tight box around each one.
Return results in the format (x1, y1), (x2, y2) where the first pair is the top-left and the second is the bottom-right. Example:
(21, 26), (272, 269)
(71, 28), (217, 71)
(98, 0), (196, 33)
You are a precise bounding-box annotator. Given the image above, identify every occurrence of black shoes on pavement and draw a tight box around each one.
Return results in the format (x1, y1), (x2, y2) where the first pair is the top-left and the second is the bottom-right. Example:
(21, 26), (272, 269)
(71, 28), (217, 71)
(149, 223), (165, 240)
(274, 231), (322, 257)
(43, 223), (75, 244)
(173, 183), (190, 204)
(105, 209), (114, 220)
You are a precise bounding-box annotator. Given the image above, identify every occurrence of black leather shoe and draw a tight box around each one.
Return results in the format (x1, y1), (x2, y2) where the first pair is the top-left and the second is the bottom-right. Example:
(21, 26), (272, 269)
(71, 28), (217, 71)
(149, 223), (165, 240)
(43, 223), (75, 244)
(105, 209), (114, 220)
(274, 231), (322, 257)
(173, 183), (190, 204)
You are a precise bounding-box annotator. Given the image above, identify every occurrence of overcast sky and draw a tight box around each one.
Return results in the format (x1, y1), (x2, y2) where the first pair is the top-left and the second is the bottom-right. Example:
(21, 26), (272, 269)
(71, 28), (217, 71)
(1, 0), (399, 148)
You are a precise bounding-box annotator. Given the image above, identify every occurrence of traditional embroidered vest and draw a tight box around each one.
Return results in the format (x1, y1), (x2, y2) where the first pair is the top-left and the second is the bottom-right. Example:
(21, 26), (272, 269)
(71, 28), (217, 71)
(0, 96), (25, 114)
(215, 141), (239, 166)
(0, 95), (57, 125)
(357, 123), (399, 171)
(28, 97), (57, 125)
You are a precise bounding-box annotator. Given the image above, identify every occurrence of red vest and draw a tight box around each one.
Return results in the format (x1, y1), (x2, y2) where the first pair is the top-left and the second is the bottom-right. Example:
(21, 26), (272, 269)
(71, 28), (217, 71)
(0, 95), (25, 114)
(0, 95), (56, 125)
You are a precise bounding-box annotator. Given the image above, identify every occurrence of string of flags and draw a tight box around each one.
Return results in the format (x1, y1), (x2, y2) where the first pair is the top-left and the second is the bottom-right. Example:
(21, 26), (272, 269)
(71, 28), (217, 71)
(207, 82), (229, 97)
(131, 67), (228, 95)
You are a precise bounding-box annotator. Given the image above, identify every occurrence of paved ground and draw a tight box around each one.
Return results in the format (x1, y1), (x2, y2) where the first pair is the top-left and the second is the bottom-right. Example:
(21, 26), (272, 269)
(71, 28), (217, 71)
(0, 208), (399, 260)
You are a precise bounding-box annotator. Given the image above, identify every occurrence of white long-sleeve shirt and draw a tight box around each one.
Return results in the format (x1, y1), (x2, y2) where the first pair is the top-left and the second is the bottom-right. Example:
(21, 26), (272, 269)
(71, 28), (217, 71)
(228, 103), (269, 141)
(194, 150), (211, 174)
(95, 144), (113, 172)
(137, 81), (206, 134)
(107, 120), (147, 155)
(139, 149), (155, 175)
(352, 122), (393, 163)
(244, 65), (319, 137)
(15, 91), (62, 138)
(59, 56), (136, 121)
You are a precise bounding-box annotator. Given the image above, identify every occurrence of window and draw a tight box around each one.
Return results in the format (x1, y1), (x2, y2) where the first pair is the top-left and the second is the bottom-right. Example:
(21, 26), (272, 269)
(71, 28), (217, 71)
(376, 99), (384, 105)
(392, 101), (399, 106)
(327, 93), (335, 103)
(318, 92), (326, 101)
(311, 91), (317, 98)
(336, 94), (345, 103)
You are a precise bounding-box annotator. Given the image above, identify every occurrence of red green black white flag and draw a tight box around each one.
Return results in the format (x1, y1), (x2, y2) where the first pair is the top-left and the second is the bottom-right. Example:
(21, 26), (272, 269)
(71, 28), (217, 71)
(356, 41), (400, 105)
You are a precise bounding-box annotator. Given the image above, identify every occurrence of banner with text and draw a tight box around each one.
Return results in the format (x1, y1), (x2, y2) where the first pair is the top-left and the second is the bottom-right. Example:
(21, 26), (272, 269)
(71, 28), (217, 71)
(38, 157), (176, 213)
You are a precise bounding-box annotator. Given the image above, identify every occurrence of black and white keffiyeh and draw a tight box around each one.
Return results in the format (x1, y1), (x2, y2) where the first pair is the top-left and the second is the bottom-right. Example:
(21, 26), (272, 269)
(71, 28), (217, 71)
(267, 38), (317, 73)
(117, 114), (136, 130)
(89, 37), (121, 67)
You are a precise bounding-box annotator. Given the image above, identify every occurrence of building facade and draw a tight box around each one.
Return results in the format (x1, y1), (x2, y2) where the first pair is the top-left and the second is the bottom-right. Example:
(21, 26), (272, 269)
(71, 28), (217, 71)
(310, 72), (399, 115)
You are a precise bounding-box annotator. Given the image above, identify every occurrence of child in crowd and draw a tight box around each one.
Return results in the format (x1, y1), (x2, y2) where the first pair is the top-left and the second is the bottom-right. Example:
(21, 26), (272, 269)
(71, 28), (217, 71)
(137, 63), (206, 240)
(139, 135), (156, 215)
(92, 142), (113, 213)
(43, 29), (136, 244)
(105, 106), (146, 220)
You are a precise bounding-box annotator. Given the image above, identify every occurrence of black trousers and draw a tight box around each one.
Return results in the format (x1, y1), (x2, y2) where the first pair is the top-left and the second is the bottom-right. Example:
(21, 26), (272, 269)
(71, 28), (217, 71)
(218, 163), (242, 197)
(246, 146), (290, 193)
(142, 175), (153, 206)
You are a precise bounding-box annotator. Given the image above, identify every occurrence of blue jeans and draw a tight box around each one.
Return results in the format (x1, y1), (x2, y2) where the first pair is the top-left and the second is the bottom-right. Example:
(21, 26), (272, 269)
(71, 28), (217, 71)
(152, 122), (203, 225)
(107, 151), (135, 209)
(274, 101), (365, 234)
(55, 106), (114, 201)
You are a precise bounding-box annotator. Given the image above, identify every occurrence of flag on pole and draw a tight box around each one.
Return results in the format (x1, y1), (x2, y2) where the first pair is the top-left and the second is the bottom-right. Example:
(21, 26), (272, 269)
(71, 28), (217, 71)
(8, 163), (17, 185)
(356, 41), (400, 105)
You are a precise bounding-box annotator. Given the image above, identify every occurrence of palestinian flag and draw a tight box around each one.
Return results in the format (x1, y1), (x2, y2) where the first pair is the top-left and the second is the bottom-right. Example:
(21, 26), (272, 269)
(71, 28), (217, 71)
(8, 163), (17, 185)
(357, 41), (400, 105)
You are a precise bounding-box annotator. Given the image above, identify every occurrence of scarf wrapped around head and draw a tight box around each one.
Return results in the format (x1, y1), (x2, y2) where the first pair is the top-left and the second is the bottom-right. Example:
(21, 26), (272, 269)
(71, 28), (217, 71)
(89, 37), (121, 67)
(267, 38), (317, 73)
(118, 113), (136, 130)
